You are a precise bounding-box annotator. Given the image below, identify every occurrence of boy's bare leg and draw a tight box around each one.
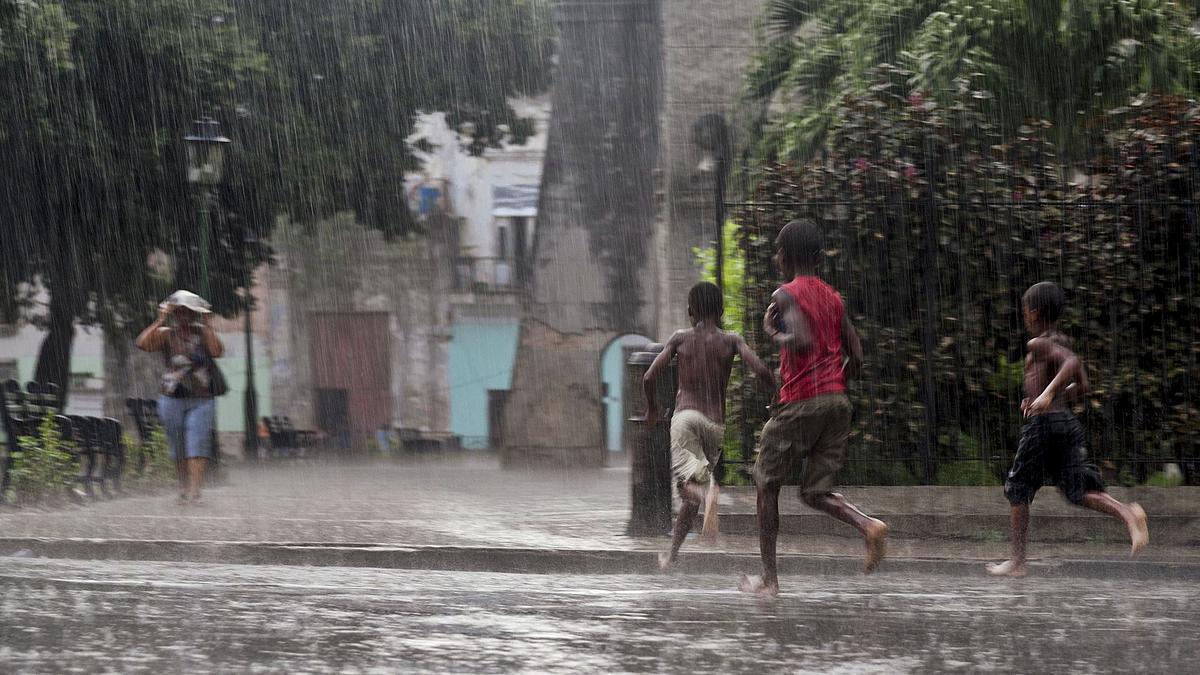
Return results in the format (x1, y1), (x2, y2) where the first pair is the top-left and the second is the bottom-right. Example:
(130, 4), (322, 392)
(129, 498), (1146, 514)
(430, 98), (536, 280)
(700, 479), (720, 543)
(1080, 491), (1148, 556)
(660, 482), (704, 571)
(987, 504), (1029, 577)
(803, 492), (889, 573)
(738, 482), (781, 596)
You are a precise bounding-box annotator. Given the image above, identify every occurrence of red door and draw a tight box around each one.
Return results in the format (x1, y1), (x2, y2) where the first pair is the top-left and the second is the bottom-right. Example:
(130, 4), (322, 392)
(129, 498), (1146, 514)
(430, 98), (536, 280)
(310, 313), (391, 447)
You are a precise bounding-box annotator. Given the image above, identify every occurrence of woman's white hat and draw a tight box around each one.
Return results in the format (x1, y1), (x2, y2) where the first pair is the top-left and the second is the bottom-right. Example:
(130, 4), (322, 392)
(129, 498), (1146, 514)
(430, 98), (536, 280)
(166, 289), (212, 314)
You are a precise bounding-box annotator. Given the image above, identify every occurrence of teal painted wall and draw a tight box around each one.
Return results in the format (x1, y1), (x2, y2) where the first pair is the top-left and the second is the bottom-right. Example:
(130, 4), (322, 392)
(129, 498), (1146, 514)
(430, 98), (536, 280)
(214, 356), (273, 433)
(448, 321), (520, 449)
(601, 340), (626, 452)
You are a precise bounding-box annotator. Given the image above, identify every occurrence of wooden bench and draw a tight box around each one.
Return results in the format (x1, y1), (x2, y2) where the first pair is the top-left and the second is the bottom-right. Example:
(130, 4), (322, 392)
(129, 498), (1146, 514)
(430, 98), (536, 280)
(261, 416), (320, 458)
(2, 380), (125, 502)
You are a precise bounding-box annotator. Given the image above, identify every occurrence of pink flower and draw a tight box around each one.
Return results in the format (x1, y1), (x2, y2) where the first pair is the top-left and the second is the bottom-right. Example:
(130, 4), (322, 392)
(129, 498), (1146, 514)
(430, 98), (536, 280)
(908, 92), (924, 108)
(854, 157), (869, 172)
(902, 164), (917, 179)
(1012, 190), (1024, 202)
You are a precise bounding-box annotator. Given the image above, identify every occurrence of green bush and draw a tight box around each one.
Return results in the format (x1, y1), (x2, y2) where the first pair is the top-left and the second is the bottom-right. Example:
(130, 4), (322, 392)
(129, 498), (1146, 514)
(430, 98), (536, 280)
(131, 426), (175, 492)
(7, 413), (76, 505)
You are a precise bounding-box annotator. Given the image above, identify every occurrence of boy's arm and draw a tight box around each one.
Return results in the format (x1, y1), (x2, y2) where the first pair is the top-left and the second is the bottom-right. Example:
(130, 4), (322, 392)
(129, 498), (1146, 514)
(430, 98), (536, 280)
(642, 332), (680, 426)
(1026, 338), (1086, 414)
(840, 313), (864, 380)
(735, 334), (777, 397)
(1062, 359), (1090, 403)
(764, 288), (812, 354)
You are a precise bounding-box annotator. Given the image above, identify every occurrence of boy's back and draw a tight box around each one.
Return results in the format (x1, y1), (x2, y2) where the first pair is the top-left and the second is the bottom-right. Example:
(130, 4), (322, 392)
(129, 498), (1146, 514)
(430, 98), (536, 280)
(777, 275), (846, 403)
(671, 325), (740, 424)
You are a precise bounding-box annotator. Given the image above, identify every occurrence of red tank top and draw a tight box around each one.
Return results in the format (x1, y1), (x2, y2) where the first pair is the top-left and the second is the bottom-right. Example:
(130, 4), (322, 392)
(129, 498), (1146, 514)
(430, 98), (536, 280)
(778, 276), (846, 403)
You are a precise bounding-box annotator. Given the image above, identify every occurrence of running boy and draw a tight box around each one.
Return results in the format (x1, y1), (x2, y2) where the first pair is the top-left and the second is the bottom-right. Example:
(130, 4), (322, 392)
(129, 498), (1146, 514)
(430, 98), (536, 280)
(987, 281), (1149, 577)
(739, 219), (888, 597)
(644, 281), (776, 571)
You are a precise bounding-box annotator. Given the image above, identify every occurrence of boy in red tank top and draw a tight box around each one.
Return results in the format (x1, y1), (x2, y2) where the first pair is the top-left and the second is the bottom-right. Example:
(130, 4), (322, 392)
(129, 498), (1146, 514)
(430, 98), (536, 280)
(739, 219), (889, 597)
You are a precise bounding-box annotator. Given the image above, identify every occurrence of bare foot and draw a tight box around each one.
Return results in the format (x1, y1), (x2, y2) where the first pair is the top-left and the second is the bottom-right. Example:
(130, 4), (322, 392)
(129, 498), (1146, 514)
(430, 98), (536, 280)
(658, 552), (674, 572)
(737, 574), (779, 597)
(863, 519), (888, 574)
(986, 559), (1027, 578)
(1129, 503), (1149, 556)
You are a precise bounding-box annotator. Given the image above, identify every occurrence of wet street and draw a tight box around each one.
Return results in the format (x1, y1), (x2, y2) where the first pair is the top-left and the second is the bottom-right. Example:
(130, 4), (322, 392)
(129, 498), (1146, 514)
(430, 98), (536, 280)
(1, 558), (1195, 673)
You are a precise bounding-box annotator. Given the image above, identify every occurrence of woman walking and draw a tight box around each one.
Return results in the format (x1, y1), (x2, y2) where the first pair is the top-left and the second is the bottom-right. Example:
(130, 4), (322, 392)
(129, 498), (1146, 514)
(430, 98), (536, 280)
(135, 290), (224, 504)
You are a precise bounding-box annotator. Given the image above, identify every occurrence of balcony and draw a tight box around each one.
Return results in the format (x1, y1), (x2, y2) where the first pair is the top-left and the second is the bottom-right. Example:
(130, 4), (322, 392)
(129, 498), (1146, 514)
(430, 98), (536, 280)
(453, 257), (527, 293)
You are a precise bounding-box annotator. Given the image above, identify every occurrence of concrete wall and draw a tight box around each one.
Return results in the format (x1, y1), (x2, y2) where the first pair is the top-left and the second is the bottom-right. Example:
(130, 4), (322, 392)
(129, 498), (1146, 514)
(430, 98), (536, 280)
(500, 0), (663, 467)
(269, 216), (455, 440)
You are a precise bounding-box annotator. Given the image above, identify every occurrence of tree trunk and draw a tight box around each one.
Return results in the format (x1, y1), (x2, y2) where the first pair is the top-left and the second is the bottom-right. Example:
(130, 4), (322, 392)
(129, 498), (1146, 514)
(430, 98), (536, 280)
(33, 285), (76, 406)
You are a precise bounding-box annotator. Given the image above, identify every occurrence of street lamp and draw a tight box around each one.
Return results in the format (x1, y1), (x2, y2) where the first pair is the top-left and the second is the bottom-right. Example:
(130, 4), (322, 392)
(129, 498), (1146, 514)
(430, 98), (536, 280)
(184, 117), (231, 297)
(242, 231), (260, 461)
(185, 116), (230, 476)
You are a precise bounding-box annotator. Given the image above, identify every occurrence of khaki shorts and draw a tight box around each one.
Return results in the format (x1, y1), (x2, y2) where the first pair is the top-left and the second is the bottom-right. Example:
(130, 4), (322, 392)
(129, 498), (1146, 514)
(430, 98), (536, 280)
(670, 409), (724, 484)
(753, 393), (852, 495)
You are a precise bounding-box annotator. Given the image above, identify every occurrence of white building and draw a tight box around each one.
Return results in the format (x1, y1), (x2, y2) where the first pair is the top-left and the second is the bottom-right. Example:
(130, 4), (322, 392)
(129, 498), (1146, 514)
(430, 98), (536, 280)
(405, 96), (548, 292)
(403, 96), (550, 447)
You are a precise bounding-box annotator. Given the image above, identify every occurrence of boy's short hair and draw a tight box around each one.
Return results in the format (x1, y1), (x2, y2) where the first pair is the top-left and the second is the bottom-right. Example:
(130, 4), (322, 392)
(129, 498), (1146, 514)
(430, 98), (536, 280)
(776, 219), (822, 267)
(688, 281), (723, 320)
(1023, 281), (1065, 323)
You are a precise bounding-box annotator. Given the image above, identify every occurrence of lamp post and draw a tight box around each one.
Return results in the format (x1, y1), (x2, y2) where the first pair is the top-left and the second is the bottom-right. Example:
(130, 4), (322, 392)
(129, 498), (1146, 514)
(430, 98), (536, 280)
(185, 116), (231, 475)
(184, 117), (231, 298)
(242, 231), (260, 461)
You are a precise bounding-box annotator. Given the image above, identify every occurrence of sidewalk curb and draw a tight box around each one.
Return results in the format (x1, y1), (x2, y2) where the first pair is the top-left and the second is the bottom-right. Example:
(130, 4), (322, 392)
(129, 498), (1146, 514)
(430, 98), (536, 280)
(2, 537), (1197, 581)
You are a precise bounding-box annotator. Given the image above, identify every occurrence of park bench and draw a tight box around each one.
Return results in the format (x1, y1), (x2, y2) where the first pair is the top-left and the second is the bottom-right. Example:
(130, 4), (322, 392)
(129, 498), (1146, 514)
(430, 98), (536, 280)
(66, 414), (126, 498)
(125, 397), (162, 474)
(261, 416), (319, 458)
(2, 380), (126, 503)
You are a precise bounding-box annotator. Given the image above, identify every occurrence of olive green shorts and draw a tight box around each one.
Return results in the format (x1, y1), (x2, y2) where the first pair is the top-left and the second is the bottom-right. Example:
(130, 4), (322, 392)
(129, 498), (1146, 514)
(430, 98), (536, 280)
(753, 393), (852, 495)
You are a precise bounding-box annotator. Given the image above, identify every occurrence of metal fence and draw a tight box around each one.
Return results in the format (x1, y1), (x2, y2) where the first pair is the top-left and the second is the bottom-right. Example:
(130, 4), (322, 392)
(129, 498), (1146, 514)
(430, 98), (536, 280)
(713, 175), (1200, 486)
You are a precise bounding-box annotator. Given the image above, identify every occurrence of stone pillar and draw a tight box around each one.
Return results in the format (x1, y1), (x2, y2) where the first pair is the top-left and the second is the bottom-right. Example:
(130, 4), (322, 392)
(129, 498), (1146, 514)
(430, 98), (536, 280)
(501, 0), (663, 468)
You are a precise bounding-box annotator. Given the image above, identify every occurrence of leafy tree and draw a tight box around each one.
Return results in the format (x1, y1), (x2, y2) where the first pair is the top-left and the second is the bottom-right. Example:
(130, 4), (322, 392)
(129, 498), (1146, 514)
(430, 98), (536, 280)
(0, 0), (552, 400)
(747, 0), (1200, 161)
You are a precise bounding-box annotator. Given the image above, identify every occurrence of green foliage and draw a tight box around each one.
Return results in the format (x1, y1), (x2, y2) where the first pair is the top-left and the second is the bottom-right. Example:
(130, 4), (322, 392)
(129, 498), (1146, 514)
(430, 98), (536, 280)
(747, 0), (1200, 162)
(693, 220), (746, 335)
(1144, 470), (1184, 488)
(7, 413), (75, 505)
(132, 426), (175, 491)
(737, 80), (1200, 483)
(694, 221), (756, 484)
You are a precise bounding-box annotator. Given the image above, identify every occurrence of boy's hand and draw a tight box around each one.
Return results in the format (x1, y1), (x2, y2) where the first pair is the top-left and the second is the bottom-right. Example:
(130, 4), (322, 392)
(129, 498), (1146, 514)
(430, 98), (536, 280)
(1020, 397), (1031, 416)
(1027, 392), (1054, 416)
(763, 303), (780, 336)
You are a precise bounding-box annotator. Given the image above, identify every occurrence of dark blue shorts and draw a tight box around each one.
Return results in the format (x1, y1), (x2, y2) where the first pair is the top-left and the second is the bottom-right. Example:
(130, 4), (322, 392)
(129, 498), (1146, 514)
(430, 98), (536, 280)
(1004, 412), (1105, 505)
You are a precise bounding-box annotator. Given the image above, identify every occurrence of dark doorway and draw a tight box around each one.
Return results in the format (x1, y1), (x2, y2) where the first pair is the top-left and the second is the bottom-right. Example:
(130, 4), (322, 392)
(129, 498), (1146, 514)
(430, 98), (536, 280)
(316, 388), (350, 451)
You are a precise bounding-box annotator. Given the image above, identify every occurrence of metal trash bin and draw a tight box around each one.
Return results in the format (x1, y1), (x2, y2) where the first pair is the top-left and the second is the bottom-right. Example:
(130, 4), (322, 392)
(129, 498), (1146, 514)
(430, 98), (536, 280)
(626, 343), (675, 536)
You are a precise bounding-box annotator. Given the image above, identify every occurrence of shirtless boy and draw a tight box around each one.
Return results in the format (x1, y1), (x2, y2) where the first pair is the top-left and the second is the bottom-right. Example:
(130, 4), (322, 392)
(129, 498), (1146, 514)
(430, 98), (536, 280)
(644, 281), (776, 571)
(739, 219), (888, 597)
(987, 281), (1149, 577)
